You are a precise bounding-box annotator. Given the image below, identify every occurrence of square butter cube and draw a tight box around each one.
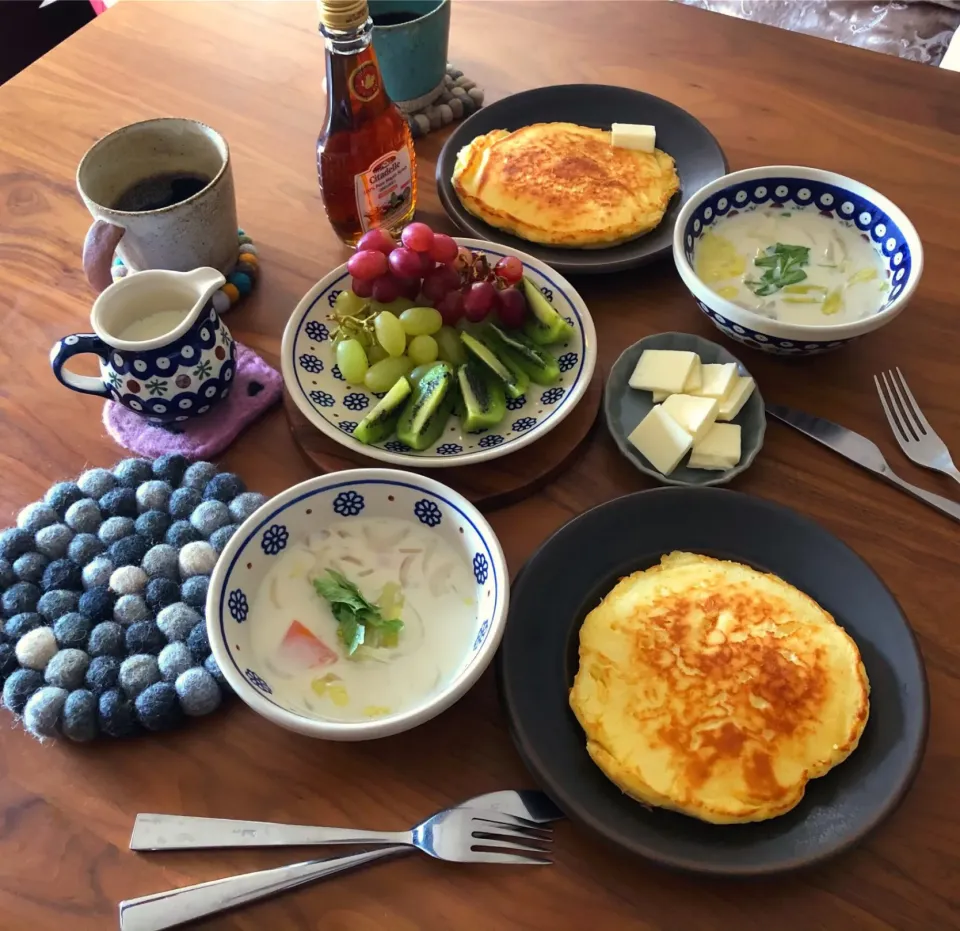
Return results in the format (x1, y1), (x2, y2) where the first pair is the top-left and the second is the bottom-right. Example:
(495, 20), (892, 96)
(628, 406), (693, 476)
(652, 390), (670, 402)
(696, 363), (738, 399)
(717, 376), (756, 421)
(683, 358), (702, 393)
(689, 422), (741, 470)
(628, 350), (698, 394)
(611, 123), (656, 152)
(661, 393), (719, 442)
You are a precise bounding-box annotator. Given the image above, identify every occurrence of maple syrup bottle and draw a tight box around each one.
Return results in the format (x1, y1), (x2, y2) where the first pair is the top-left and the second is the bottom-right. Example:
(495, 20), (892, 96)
(317, 0), (418, 245)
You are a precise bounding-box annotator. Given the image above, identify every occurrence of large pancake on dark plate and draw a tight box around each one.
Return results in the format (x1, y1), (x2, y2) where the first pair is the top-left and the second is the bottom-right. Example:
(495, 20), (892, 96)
(569, 551), (870, 824)
(451, 122), (679, 249)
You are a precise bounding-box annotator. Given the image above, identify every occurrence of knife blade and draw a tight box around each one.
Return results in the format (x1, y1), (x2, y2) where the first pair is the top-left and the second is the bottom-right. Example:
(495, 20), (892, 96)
(766, 403), (960, 523)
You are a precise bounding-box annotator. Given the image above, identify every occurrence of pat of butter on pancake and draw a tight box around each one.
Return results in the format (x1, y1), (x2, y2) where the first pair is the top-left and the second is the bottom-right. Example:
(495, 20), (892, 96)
(569, 552), (870, 824)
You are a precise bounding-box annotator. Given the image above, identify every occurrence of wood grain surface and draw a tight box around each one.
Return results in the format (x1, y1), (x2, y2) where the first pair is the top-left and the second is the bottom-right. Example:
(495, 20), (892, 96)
(0, 2), (959, 929)
(282, 366), (603, 510)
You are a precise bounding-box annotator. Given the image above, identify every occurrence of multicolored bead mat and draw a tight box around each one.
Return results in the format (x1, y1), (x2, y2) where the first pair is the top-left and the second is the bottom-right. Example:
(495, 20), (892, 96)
(111, 230), (259, 314)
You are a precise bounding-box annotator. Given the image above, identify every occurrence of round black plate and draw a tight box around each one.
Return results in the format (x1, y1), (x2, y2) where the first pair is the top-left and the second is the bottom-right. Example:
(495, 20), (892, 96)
(436, 84), (728, 275)
(497, 488), (928, 875)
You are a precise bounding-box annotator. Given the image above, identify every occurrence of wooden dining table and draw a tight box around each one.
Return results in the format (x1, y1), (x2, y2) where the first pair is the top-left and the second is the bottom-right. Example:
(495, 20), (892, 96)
(1, 1), (959, 928)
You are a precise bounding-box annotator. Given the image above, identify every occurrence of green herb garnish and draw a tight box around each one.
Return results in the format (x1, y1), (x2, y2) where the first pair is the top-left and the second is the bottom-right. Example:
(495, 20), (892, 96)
(313, 569), (404, 656)
(745, 243), (810, 297)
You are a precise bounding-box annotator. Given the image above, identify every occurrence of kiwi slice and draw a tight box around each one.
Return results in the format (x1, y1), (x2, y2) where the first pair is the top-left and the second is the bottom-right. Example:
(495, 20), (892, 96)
(458, 362), (506, 433)
(460, 332), (528, 399)
(520, 277), (575, 345)
(485, 324), (560, 386)
(352, 376), (412, 445)
(396, 362), (456, 451)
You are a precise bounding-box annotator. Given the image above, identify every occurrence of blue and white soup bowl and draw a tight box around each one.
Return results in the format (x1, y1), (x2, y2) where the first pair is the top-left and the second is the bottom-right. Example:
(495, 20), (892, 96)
(207, 469), (509, 740)
(50, 267), (235, 422)
(281, 238), (597, 467)
(673, 166), (923, 356)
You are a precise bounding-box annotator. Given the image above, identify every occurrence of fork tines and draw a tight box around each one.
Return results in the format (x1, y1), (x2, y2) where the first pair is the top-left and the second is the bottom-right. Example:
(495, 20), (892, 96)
(875, 367), (930, 444)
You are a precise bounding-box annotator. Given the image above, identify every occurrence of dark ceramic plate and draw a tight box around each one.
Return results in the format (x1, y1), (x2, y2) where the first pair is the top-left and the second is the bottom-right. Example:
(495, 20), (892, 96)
(436, 84), (728, 275)
(604, 332), (765, 487)
(497, 488), (928, 875)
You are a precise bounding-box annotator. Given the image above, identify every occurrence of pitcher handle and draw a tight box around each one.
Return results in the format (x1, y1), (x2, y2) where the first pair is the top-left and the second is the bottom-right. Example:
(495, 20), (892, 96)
(50, 334), (112, 398)
(83, 219), (125, 292)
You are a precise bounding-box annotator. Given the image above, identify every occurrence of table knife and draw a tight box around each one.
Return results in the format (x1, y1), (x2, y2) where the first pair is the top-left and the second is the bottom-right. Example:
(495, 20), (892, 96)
(766, 404), (960, 523)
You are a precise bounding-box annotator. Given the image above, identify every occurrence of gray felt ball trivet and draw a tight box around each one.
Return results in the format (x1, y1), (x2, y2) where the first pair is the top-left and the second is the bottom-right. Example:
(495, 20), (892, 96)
(0, 457), (260, 741)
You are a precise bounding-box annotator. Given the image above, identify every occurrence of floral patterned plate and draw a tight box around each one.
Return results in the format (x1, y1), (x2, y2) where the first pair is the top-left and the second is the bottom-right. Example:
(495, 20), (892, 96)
(207, 468), (509, 740)
(280, 238), (597, 467)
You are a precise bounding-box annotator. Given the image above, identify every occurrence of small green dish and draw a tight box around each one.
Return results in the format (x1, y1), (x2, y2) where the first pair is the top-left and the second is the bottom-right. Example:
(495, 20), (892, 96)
(604, 332), (765, 487)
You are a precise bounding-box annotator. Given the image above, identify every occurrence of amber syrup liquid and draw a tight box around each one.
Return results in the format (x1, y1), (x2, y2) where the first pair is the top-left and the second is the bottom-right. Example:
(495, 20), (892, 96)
(317, 19), (417, 246)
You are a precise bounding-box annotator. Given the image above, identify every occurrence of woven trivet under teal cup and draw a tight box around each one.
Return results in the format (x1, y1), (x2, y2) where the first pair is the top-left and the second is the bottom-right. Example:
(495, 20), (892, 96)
(111, 230), (260, 315)
(0, 457), (267, 742)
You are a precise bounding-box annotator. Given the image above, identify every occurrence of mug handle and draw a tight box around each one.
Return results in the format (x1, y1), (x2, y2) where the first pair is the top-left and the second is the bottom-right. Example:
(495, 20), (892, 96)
(83, 219), (125, 292)
(50, 334), (112, 398)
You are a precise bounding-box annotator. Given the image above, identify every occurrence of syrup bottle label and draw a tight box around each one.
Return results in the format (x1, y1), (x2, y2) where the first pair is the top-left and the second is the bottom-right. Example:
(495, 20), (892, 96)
(354, 147), (414, 233)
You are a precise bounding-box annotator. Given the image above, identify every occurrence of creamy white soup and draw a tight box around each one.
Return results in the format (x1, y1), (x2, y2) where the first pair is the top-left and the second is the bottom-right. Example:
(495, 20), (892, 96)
(695, 209), (889, 325)
(248, 517), (477, 722)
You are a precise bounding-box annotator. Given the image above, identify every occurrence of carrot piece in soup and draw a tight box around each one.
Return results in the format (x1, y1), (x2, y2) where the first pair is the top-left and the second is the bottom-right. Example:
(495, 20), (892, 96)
(277, 620), (337, 671)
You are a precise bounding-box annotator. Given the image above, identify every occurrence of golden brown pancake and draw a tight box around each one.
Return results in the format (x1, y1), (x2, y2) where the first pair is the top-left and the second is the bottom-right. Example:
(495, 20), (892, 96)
(569, 552), (870, 824)
(451, 122), (680, 248)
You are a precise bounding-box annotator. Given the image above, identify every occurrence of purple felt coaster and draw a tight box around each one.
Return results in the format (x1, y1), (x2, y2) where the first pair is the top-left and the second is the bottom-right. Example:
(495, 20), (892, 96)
(104, 343), (282, 460)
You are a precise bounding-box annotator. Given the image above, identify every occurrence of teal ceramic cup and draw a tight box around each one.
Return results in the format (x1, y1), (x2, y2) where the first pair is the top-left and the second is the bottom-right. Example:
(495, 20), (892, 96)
(369, 0), (451, 107)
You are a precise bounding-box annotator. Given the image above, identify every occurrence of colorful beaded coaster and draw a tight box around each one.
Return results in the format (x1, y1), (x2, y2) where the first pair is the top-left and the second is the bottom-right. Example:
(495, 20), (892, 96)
(0, 457), (269, 742)
(111, 230), (259, 314)
(321, 64), (484, 138)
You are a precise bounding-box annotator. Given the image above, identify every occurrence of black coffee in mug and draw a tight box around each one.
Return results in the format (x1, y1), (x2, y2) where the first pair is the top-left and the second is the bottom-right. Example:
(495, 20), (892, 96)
(112, 171), (211, 213)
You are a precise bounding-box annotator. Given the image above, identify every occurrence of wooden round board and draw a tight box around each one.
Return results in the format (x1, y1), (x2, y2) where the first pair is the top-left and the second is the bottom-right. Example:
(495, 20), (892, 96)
(283, 366), (603, 510)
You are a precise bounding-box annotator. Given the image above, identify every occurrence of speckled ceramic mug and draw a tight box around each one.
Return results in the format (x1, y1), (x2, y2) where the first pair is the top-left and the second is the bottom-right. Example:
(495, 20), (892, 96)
(77, 118), (238, 293)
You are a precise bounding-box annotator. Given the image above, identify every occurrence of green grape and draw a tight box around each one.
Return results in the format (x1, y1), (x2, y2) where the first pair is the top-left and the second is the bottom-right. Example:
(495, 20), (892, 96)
(408, 363), (435, 386)
(367, 342), (389, 364)
(336, 339), (368, 385)
(407, 334), (439, 365)
(364, 356), (414, 394)
(399, 306), (443, 337)
(435, 326), (468, 366)
(370, 297), (416, 316)
(334, 290), (367, 317)
(374, 311), (406, 358)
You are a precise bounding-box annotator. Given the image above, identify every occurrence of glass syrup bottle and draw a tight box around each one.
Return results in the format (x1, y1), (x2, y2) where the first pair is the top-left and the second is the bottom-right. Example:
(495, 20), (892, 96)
(317, 0), (417, 246)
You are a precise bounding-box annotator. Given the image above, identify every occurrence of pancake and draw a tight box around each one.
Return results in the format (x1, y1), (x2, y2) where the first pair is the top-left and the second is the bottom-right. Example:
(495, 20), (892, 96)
(569, 552), (870, 824)
(451, 122), (680, 249)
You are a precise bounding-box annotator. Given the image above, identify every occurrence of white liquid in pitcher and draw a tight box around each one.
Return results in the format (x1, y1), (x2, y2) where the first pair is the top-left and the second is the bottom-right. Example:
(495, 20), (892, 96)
(117, 310), (189, 342)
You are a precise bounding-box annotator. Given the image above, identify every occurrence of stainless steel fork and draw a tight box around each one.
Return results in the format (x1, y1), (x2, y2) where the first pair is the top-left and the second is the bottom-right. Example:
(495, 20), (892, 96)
(119, 800), (554, 931)
(875, 367), (960, 485)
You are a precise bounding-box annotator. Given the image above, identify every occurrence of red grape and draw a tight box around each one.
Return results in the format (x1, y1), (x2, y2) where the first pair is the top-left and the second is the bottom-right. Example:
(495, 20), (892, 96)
(347, 249), (388, 281)
(418, 250), (436, 276)
(421, 264), (461, 303)
(371, 274), (401, 303)
(351, 276), (374, 298)
(401, 222), (435, 253)
(463, 281), (496, 322)
(495, 255), (523, 285)
(396, 276), (422, 300)
(356, 229), (395, 256)
(388, 246), (425, 279)
(436, 289), (465, 326)
(429, 233), (459, 264)
(497, 286), (527, 328)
